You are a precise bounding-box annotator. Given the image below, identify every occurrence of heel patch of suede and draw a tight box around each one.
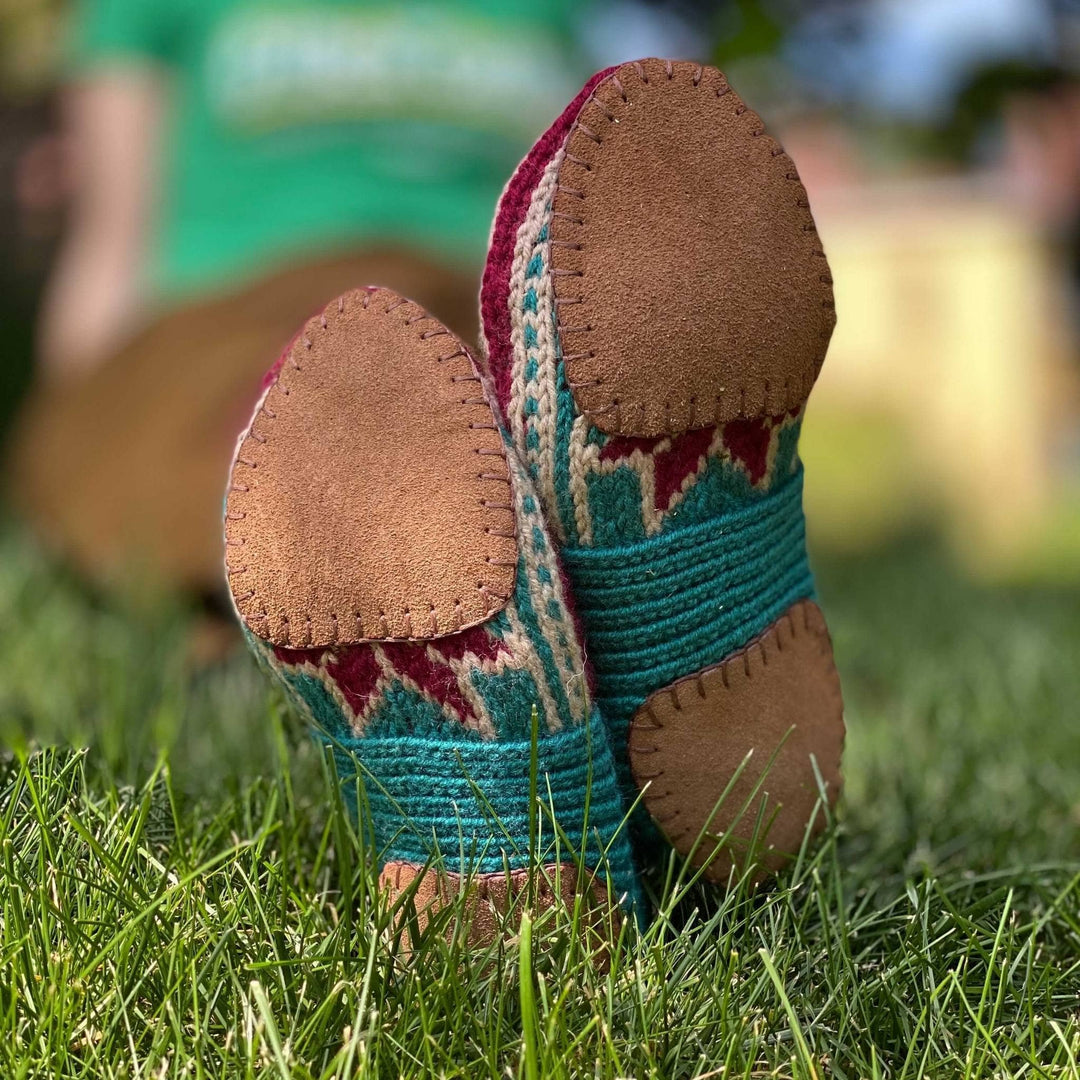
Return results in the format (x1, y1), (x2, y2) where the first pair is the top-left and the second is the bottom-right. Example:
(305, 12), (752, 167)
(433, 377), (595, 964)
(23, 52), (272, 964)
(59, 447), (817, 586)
(550, 58), (835, 437)
(381, 862), (620, 953)
(225, 288), (517, 647)
(628, 599), (844, 882)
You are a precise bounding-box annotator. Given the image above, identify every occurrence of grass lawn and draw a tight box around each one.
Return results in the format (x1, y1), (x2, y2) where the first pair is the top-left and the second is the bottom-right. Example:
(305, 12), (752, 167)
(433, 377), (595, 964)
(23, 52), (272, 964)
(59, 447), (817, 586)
(1, 518), (1078, 1078)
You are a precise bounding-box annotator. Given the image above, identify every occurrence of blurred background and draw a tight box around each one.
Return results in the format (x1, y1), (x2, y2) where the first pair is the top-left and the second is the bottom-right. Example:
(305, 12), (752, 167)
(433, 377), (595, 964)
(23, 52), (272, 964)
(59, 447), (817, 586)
(1, 0), (1079, 668)
(2, 13), (1078, 1045)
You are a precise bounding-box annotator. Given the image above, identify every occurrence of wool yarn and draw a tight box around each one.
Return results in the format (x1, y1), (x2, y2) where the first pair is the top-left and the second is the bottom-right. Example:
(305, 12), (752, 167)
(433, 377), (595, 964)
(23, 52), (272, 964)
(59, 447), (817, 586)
(479, 60), (843, 871)
(229, 297), (641, 913)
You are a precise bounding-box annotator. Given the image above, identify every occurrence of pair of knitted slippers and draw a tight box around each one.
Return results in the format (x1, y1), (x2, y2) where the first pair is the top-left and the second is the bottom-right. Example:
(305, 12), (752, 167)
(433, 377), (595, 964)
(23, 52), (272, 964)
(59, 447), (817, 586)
(225, 59), (845, 939)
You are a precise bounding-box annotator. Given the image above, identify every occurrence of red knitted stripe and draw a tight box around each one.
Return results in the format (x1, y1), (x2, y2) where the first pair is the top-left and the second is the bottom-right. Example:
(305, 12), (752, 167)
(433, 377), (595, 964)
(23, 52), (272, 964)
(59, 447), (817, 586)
(597, 434), (663, 464)
(654, 428), (717, 509)
(273, 643), (385, 718)
(427, 621), (507, 664)
(598, 428), (716, 512)
(272, 619), (513, 726)
(381, 641), (475, 723)
(479, 65), (617, 415)
(324, 646), (384, 718)
(721, 417), (775, 487)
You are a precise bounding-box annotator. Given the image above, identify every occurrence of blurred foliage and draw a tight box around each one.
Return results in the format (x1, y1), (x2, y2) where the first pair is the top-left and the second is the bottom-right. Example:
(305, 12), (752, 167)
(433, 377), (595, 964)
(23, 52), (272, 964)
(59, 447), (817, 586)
(0, 0), (63, 437)
(938, 59), (1074, 163)
(0, 0), (65, 95)
(712, 0), (784, 61)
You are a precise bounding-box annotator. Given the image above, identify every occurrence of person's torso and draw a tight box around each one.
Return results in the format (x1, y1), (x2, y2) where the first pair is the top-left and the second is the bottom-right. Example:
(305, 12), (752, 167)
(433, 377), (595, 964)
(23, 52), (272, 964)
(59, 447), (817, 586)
(153, 0), (585, 296)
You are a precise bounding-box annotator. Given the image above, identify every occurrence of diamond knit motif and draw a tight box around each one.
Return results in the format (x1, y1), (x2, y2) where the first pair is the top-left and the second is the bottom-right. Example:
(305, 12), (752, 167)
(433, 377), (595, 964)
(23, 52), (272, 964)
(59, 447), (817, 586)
(502, 154), (807, 551)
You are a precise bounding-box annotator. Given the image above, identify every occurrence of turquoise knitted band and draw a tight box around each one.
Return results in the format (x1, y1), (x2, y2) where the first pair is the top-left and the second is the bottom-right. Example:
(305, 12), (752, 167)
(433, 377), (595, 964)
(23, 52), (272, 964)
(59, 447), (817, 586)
(315, 706), (641, 911)
(561, 467), (814, 794)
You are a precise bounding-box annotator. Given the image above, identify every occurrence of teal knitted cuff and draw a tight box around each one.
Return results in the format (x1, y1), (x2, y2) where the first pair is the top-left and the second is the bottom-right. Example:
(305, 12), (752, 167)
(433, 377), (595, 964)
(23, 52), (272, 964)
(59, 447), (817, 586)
(317, 707), (641, 911)
(561, 468), (814, 761)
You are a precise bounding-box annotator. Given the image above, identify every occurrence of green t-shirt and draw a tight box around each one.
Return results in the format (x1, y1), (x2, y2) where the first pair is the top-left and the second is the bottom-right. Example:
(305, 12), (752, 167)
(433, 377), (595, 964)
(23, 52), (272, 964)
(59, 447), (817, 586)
(71, 0), (586, 299)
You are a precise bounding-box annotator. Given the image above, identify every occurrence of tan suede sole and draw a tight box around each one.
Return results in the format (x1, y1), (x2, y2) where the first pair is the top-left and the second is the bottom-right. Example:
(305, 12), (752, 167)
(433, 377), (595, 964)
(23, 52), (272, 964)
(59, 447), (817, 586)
(381, 861), (621, 955)
(550, 58), (835, 437)
(225, 287), (518, 648)
(627, 601), (845, 883)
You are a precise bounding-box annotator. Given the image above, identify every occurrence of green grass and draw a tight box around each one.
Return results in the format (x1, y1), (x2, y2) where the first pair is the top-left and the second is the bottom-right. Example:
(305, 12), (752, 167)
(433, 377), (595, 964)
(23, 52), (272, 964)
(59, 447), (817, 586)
(2, 517), (1079, 1078)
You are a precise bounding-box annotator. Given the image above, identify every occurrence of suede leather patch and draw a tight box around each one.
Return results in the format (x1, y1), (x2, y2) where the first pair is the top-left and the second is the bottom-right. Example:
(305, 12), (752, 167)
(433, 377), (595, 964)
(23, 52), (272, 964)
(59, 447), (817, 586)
(225, 288), (517, 647)
(380, 861), (620, 953)
(628, 600), (844, 882)
(550, 58), (836, 437)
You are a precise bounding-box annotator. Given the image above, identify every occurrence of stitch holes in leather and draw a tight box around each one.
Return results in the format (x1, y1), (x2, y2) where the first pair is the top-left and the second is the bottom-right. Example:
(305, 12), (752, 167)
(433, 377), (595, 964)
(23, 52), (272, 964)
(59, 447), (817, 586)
(225, 287), (518, 648)
(549, 58), (836, 438)
(627, 599), (845, 883)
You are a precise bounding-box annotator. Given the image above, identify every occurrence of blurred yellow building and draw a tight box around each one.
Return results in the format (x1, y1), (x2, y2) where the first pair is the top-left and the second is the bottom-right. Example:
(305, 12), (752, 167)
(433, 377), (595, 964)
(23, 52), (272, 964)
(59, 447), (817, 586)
(802, 174), (1080, 577)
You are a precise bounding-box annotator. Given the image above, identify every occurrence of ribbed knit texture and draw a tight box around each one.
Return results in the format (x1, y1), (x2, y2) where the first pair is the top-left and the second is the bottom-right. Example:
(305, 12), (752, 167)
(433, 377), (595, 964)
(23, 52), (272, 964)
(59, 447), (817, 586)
(483, 141), (819, 851)
(562, 473), (812, 800)
(295, 688), (637, 905)
(241, 441), (641, 909)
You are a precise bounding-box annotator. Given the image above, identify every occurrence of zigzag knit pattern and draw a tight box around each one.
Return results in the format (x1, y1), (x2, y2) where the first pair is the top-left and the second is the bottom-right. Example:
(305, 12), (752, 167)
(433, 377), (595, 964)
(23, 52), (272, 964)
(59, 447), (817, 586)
(490, 151), (817, 810)
(244, 443), (640, 908)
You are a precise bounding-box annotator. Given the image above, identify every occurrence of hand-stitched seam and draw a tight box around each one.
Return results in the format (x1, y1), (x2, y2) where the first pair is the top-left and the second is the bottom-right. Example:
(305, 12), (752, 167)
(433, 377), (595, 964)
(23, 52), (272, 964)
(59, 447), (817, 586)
(628, 599), (842, 843)
(549, 59), (832, 432)
(627, 598), (828, 734)
(227, 287), (518, 646)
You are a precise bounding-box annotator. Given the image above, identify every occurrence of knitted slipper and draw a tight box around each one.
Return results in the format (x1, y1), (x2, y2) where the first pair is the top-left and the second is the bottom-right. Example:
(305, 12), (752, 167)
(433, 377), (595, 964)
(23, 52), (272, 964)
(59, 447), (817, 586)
(224, 287), (640, 942)
(480, 59), (845, 882)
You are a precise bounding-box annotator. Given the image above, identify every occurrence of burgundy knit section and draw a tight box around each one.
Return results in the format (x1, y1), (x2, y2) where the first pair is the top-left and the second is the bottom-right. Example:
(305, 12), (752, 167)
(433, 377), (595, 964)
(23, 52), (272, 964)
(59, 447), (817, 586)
(323, 647), (384, 718)
(428, 621), (507, 665)
(598, 434), (665, 463)
(275, 628), (505, 724)
(272, 643), (325, 667)
(273, 642), (385, 718)
(479, 65), (617, 415)
(599, 428), (716, 512)
(380, 641), (474, 722)
(653, 428), (717, 509)
(722, 417), (775, 486)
